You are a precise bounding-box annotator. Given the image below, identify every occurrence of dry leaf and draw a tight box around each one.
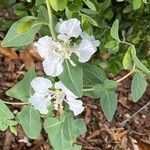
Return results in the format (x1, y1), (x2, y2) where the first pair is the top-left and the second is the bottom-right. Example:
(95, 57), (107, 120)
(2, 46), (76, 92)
(0, 45), (18, 59)
(19, 50), (34, 69)
(137, 139), (150, 150)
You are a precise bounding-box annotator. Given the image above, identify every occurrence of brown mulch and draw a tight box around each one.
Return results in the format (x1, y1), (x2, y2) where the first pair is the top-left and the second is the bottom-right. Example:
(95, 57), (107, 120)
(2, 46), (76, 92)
(0, 46), (150, 150)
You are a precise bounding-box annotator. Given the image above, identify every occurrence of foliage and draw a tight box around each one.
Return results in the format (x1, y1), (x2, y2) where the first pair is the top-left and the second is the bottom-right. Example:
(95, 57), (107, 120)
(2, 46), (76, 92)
(1, 0), (150, 150)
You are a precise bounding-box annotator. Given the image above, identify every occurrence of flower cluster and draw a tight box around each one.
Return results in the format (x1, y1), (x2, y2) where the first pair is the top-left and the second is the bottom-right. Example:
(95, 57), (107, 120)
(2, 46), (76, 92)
(29, 18), (100, 116)
(34, 18), (100, 77)
(29, 77), (84, 116)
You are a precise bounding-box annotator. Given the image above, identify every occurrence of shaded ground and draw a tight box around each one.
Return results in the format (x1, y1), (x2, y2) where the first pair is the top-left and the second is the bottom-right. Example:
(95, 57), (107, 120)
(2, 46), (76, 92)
(0, 47), (150, 150)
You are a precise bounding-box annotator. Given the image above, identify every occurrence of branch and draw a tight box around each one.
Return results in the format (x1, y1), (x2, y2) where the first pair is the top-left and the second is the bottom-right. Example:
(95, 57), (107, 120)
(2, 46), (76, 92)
(3, 100), (29, 105)
(120, 101), (150, 127)
(116, 64), (135, 83)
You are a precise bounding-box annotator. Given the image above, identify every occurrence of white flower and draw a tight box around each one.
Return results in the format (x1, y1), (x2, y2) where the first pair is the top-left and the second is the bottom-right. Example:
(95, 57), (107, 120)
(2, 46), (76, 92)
(57, 18), (82, 42)
(34, 36), (63, 77)
(73, 32), (100, 62)
(28, 77), (52, 114)
(34, 19), (100, 77)
(28, 77), (84, 116)
(54, 81), (84, 116)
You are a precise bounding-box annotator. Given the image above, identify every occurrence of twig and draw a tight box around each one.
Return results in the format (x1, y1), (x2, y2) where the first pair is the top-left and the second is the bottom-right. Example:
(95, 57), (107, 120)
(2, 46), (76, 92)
(120, 101), (150, 127)
(116, 64), (135, 83)
(3, 130), (12, 150)
(3, 100), (29, 105)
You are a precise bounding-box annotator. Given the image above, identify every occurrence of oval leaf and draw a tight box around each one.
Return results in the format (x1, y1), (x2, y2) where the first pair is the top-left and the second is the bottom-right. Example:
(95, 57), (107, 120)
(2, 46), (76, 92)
(123, 47), (132, 70)
(100, 91), (117, 121)
(83, 63), (106, 85)
(131, 73), (147, 102)
(110, 19), (120, 42)
(6, 67), (36, 102)
(1, 16), (41, 47)
(49, 0), (67, 11)
(83, 0), (96, 10)
(18, 106), (41, 139)
(130, 46), (150, 75)
(0, 100), (14, 119)
(133, 0), (142, 10)
(59, 60), (83, 97)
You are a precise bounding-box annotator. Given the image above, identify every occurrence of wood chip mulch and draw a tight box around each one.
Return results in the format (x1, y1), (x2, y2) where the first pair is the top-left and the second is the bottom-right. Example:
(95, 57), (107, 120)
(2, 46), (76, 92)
(0, 46), (150, 150)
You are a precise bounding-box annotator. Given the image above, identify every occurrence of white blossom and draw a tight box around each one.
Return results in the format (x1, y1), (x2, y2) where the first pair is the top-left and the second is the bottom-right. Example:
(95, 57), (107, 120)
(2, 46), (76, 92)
(57, 18), (82, 41)
(28, 77), (52, 114)
(34, 18), (100, 77)
(29, 77), (84, 116)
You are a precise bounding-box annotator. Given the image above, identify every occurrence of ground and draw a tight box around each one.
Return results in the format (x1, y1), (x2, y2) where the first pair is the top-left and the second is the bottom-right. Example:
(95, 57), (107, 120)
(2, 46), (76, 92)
(0, 46), (150, 150)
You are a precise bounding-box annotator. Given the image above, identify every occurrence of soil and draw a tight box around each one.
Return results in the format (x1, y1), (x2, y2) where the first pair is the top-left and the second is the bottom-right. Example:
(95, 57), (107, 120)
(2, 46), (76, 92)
(0, 47), (150, 150)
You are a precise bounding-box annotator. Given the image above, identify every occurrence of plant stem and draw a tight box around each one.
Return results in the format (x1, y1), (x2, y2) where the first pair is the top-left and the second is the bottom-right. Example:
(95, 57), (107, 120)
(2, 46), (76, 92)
(120, 41), (133, 47)
(3, 100), (29, 105)
(116, 64), (135, 83)
(46, 0), (57, 41)
(83, 88), (94, 92)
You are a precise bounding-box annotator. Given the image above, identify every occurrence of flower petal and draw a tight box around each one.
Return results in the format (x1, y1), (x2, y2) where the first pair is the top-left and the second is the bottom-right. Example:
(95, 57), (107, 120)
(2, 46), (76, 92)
(80, 32), (100, 48)
(74, 39), (97, 62)
(43, 52), (63, 77)
(57, 34), (70, 42)
(55, 81), (77, 98)
(57, 18), (82, 40)
(29, 94), (51, 114)
(67, 97), (84, 116)
(31, 77), (52, 95)
(34, 36), (55, 59)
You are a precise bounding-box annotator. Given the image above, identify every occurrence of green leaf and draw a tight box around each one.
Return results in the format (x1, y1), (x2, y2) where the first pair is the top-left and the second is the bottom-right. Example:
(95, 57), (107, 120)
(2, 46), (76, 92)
(59, 60), (83, 97)
(0, 120), (8, 131)
(68, 0), (83, 12)
(63, 114), (86, 141)
(38, 6), (50, 36)
(107, 42), (119, 54)
(18, 106), (41, 139)
(6, 67), (36, 102)
(0, 100), (14, 119)
(82, 20), (93, 35)
(0, 100), (15, 131)
(133, 0), (142, 10)
(81, 13), (98, 26)
(130, 46), (150, 75)
(35, 0), (46, 6)
(38, 6), (48, 22)
(104, 40), (117, 49)
(83, 0), (96, 11)
(49, 0), (67, 11)
(65, 8), (73, 19)
(84, 80), (117, 98)
(83, 63), (106, 85)
(131, 73), (147, 102)
(44, 113), (86, 150)
(142, 0), (147, 4)
(1, 16), (41, 47)
(110, 19), (120, 42)
(100, 91), (117, 121)
(9, 126), (17, 135)
(13, 3), (28, 17)
(123, 47), (132, 70)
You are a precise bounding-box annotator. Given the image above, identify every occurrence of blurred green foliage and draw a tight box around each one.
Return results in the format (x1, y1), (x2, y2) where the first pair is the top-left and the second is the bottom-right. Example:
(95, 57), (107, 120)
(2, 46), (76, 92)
(1, 0), (150, 74)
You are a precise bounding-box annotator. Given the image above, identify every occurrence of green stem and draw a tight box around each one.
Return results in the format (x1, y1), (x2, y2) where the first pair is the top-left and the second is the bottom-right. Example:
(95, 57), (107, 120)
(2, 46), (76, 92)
(83, 88), (94, 92)
(46, 0), (57, 41)
(3, 100), (29, 105)
(120, 41), (133, 47)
